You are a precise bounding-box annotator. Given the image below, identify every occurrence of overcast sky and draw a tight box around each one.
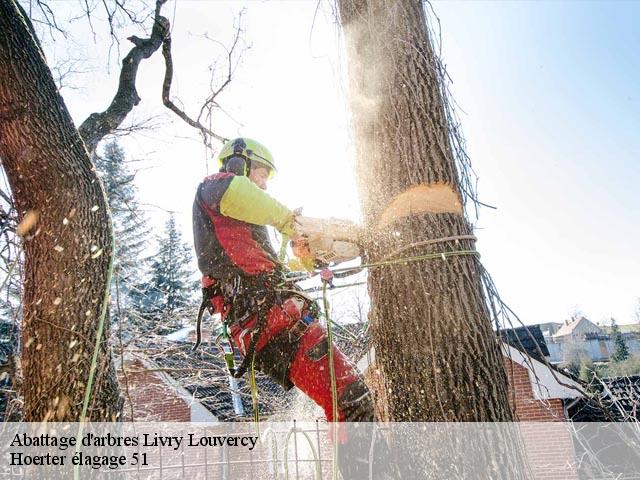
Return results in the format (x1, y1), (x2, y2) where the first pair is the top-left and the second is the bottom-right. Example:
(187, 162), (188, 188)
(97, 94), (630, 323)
(43, 1), (640, 326)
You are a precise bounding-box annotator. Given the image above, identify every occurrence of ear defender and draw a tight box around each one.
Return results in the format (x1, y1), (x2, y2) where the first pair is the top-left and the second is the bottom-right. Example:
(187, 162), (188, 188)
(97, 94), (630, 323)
(224, 155), (249, 176)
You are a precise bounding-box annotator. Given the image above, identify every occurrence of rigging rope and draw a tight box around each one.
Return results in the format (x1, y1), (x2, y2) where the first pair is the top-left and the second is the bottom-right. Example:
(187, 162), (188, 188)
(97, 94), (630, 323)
(315, 244), (479, 479)
(75, 230), (115, 480)
(321, 280), (339, 480)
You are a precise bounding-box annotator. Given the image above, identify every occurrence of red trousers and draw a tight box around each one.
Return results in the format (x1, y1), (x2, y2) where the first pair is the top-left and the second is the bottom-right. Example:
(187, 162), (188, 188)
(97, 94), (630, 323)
(228, 297), (366, 422)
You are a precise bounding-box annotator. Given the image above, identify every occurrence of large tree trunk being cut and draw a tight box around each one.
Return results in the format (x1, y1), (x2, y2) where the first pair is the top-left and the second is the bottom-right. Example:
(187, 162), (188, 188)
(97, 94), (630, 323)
(338, 0), (513, 422)
(0, 0), (121, 420)
(338, 3), (529, 476)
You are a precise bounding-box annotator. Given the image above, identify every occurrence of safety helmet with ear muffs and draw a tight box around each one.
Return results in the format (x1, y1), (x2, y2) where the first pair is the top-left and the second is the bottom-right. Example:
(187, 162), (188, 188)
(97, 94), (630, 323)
(217, 137), (276, 178)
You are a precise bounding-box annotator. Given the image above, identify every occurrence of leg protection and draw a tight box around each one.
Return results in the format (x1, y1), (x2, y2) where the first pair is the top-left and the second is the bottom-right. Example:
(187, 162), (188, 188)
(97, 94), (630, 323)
(252, 331), (297, 390)
(338, 377), (375, 422)
(230, 296), (308, 390)
(288, 323), (372, 423)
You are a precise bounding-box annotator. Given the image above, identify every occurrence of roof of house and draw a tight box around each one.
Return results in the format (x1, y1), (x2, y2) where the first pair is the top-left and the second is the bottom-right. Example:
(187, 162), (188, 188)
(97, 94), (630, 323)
(136, 337), (294, 421)
(553, 316), (603, 338)
(601, 375), (640, 420)
(566, 376), (640, 421)
(499, 325), (550, 361)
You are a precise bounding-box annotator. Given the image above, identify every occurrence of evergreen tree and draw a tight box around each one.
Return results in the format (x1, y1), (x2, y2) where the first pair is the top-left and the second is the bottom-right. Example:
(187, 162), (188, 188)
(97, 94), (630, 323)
(611, 318), (630, 363)
(578, 357), (600, 393)
(94, 140), (149, 305)
(138, 214), (196, 331)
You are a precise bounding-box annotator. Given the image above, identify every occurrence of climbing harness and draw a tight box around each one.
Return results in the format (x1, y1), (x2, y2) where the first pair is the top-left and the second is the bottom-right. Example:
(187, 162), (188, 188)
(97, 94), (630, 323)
(191, 232), (479, 440)
(192, 281), (224, 352)
(194, 242), (479, 373)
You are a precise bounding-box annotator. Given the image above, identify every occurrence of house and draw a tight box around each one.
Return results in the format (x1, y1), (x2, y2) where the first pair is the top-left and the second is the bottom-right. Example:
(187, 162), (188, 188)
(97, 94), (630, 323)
(552, 315), (603, 342)
(544, 319), (640, 363)
(358, 325), (587, 480)
(116, 328), (295, 422)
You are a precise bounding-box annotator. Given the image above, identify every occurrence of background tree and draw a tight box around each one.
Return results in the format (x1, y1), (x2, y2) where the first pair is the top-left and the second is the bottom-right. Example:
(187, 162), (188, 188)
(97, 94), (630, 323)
(611, 318), (630, 363)
(134, 214), (196, 333)
(0, 0), (119, 420)
(578, 356), (600, 394)
(0, 0), (235, 419)
(94, 140), (149, 307)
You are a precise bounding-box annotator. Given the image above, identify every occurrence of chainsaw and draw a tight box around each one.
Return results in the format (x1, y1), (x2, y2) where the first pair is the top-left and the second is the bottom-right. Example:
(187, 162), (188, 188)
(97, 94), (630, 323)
(292, 216), (363, 266)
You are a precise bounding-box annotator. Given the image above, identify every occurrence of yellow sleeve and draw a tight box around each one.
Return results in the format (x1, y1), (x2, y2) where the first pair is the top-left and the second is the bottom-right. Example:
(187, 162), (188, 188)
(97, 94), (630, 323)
(219, 175), (295, 235)
(287, 257), (316, 273)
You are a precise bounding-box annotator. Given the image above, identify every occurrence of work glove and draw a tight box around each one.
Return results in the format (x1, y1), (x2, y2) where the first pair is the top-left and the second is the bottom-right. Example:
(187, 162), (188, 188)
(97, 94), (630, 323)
(280, 207), (304, 239)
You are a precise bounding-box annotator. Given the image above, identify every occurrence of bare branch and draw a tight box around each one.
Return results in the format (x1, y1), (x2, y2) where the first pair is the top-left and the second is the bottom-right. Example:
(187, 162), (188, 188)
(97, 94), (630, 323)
(160, 36), (228, 145)
(34, 0), (64, 35)
(78, 0), (170, 153)
(160, 11), (249, 150)
(51, 57), (92, 92)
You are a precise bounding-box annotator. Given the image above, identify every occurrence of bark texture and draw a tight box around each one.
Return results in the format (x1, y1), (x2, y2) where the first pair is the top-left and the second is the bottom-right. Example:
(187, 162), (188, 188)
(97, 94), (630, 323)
(338, 3), (531, 477)
(0, 0), (120, 420)
(338, 0), (514, 422)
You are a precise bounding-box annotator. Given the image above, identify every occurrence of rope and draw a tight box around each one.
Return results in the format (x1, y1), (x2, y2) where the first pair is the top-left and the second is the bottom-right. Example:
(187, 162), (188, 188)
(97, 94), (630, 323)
(321, 281), (339, 480)
(377, 234), (477, 262)
(325, 249), (479, 277)
(250, 355), (260, 436)
(74, 231), (115, 480)
(80, 237), (115, 420)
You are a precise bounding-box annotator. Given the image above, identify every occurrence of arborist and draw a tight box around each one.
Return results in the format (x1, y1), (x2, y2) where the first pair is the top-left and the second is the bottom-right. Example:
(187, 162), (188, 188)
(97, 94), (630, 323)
(192, 137), (375, 425)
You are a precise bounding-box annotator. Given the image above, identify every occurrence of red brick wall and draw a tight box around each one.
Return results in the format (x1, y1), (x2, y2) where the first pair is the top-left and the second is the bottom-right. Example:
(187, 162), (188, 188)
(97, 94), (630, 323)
(504, 357), (566, 421)
(365, 357), (569, 422)
(364, 357), (579, 479)
(117, 359), (191, 422)
(504, 358), (578, 480)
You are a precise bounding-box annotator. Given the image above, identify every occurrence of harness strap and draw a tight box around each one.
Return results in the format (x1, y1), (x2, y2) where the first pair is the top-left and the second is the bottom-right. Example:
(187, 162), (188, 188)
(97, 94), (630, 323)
(192, 283), (223, 352)
(231, 295), (273, 379)
(192, 300), (208, 352)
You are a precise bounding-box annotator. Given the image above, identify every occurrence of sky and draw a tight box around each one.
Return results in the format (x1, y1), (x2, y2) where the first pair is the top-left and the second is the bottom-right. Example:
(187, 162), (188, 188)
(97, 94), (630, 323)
(40, 1), (640, 327)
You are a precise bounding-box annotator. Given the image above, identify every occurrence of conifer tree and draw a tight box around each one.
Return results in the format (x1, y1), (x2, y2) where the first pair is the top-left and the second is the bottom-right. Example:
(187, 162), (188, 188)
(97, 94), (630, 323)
(611, 318), (630, 363)
(138, 215), (196, 332)
(94, 140), (149, 307)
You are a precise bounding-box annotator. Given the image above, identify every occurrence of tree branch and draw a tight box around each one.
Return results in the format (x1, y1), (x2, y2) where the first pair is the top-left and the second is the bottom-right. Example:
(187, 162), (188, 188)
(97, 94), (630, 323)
(78, 0), (170, 154)
(161, 36), (228, 145)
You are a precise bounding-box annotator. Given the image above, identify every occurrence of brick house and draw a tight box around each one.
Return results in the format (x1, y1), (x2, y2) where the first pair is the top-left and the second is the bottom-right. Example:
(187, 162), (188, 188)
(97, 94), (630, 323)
(357, 325), (586, 480)
(123, 324), (631, 478)
(116, 328), (292, 423)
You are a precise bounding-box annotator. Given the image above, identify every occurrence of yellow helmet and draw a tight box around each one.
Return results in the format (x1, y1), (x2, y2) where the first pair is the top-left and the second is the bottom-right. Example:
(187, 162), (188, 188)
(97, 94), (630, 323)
(217, 138), (276, 178)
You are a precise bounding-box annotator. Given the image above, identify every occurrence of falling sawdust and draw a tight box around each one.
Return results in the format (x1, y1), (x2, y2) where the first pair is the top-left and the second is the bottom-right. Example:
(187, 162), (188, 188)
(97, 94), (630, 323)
(16, 210), (38, 236)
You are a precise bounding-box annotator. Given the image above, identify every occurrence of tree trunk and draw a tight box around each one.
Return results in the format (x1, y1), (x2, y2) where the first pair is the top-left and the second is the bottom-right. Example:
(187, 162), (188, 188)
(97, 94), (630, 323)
(0, 0), (121, 420)
(338, 0), (514, 422)
(337, 3), (532, 476)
